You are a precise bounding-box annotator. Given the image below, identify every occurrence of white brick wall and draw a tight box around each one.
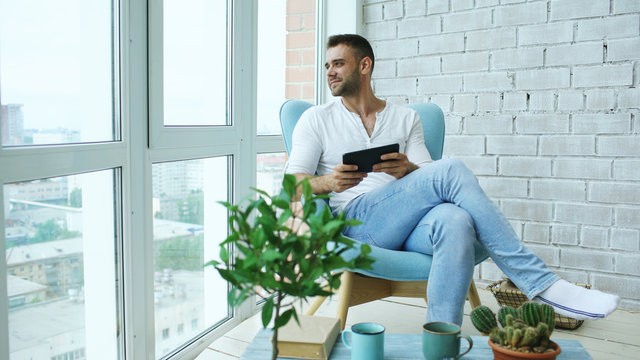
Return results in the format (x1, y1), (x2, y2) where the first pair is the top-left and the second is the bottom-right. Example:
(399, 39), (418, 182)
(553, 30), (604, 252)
(363, 0), (640, 310)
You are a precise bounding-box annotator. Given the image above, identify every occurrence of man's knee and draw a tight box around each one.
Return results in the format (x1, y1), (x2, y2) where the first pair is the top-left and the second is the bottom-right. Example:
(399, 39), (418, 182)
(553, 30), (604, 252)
(430, 203), (474, 231)
(429, 204), (477, 255)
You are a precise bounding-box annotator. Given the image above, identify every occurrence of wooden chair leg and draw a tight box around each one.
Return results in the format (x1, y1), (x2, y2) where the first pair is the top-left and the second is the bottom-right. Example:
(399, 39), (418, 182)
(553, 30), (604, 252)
(336, 271), (354, 330)
(305, 296), (327, 316)
(466, 279), (481, 309)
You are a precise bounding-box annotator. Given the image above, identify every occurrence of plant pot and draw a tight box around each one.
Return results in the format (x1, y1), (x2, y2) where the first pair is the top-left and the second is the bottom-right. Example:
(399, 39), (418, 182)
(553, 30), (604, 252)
(488, 339), (561, 360)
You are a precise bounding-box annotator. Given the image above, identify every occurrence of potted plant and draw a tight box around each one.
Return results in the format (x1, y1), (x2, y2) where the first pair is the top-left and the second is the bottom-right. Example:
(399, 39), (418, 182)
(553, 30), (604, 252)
(471, 302), (562, 360)
(208, 174), (375, 360)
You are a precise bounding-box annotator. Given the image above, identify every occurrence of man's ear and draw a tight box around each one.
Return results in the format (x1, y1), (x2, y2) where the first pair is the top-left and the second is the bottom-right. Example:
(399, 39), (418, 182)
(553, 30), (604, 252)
(359, 56), (373, 75)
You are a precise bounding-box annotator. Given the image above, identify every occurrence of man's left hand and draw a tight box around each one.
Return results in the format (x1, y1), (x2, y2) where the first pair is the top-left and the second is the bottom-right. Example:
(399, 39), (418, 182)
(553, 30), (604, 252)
(372, 152), (418, 179)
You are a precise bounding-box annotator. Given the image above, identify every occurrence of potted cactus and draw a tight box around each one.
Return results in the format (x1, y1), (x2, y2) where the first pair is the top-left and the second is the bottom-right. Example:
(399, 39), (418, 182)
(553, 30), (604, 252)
(471, 301), (561, 360)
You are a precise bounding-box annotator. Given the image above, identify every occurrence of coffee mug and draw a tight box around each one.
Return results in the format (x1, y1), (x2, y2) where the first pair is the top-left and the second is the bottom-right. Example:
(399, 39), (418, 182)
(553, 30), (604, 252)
(422, 322), (473, 360)
(341, 322), (385, 360)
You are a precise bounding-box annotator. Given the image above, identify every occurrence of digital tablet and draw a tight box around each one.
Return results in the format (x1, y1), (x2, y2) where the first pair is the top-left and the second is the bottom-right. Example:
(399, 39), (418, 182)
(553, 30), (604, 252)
(342, 143), (400, 173)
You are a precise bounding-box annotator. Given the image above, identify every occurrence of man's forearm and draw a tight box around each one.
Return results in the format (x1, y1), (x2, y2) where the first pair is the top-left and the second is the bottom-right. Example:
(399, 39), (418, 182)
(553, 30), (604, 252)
(293, 173), (334, 195)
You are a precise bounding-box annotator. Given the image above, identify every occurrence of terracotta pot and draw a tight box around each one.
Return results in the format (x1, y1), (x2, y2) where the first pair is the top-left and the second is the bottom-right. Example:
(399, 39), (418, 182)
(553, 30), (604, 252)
(488, 339), (561, 360)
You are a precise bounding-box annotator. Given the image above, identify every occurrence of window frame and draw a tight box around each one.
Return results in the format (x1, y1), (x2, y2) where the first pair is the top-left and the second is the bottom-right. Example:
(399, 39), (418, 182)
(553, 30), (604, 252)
(144, 0), (261, 358)
(0, 0), (126, 354)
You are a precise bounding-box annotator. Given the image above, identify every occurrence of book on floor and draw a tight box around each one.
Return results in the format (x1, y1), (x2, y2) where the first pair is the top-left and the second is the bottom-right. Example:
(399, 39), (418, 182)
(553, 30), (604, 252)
(274, 315), (340, 360)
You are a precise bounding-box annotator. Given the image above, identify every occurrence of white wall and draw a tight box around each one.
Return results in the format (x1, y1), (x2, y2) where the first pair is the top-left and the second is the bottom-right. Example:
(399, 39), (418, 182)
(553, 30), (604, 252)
(362, 0), (640, 311)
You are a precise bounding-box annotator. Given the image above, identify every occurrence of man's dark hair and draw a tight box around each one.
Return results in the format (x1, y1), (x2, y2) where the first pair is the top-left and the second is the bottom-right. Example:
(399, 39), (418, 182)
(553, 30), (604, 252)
(327, 34), (375, 73)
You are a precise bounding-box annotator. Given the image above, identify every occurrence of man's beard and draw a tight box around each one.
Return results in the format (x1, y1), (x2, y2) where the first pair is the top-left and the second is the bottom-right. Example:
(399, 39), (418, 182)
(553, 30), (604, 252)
(330, 68), (360, 97)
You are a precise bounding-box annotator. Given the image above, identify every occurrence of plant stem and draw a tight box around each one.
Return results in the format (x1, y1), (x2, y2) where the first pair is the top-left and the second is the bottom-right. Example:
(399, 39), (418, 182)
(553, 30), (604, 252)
(271, 291), (283, 360)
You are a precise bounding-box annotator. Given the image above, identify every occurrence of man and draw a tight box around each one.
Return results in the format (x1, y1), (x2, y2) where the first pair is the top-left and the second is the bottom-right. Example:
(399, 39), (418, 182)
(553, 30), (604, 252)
(285, 34), (619, 325)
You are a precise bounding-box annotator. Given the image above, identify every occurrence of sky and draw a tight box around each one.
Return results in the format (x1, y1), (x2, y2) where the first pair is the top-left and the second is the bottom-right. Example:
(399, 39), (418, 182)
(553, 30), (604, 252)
(0, 0), (287, 140)
(0, 0), (112, 142)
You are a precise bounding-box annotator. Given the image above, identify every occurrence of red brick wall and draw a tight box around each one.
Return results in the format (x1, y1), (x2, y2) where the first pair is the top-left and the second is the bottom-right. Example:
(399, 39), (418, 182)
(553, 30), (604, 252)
(286, 0), (316, 104)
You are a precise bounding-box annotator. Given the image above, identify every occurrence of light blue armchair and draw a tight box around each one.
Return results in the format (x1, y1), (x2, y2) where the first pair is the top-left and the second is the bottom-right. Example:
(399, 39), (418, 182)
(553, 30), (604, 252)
(279, 99), (489, 329)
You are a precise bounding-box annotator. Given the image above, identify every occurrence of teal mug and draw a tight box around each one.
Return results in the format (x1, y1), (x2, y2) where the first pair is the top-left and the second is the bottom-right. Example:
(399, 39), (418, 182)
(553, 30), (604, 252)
(341, 322), (385, 360)
(422, 322), (473, 360)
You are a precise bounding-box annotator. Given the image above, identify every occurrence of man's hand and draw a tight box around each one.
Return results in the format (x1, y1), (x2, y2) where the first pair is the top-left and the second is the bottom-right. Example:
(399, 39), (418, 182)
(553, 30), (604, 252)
(328, 163), (367, 192)
(372, 152), (418, 179)
(293, 164), (367, 197)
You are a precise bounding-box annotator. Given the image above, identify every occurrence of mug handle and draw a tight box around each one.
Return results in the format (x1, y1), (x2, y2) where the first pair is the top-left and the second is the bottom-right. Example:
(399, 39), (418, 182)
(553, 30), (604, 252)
(341, 330), (353, 349)
(456, 334), (473, 359)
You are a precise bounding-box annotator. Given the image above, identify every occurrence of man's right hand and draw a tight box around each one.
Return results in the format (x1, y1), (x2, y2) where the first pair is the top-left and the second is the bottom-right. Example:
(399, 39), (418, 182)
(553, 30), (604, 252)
(294, 164), (367, 196)
(328, 163), (367, 193)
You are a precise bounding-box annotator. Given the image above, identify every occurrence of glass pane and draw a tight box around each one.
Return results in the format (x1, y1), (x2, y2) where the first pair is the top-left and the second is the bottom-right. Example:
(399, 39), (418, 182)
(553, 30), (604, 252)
(255, 152), (286, 300)
(256, 152), (286, 196)
(163, 0), (227, 126)
(4, 170), (120, 359)
(257, 0), (316, 135)
(0, 0), (116, 146)
(152, 157), (229, 358)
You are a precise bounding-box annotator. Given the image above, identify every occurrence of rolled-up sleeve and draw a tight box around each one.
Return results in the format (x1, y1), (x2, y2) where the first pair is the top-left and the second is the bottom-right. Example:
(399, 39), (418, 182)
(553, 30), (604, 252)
(405, 112), (432, 167)
(284, 110), (323, 175)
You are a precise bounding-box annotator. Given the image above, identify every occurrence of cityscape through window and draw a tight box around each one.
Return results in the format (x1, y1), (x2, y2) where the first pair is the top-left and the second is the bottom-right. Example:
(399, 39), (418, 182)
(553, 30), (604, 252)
(4, 170), (120, 359)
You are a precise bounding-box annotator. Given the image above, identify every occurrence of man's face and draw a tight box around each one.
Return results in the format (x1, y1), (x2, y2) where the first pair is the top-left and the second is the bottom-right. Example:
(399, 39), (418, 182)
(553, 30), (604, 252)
(325, 44), (361, 97)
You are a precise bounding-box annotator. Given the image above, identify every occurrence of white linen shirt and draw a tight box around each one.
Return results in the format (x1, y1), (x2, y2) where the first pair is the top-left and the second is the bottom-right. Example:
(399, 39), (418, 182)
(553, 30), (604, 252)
(285, 99), (432, 211)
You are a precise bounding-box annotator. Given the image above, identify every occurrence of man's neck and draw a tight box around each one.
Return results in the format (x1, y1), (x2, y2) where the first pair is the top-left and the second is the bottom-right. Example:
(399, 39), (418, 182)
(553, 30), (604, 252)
(340, 87), (386, 118)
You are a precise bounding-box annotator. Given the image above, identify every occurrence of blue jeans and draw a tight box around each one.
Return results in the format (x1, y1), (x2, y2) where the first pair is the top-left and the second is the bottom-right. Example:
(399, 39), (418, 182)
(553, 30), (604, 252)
(342, 158), (559, 325)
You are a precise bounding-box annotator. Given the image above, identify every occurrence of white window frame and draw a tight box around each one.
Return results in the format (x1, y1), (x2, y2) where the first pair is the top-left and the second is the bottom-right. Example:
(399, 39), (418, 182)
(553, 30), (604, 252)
(0, 0), (126, 356)
(141, 0), (262, 358)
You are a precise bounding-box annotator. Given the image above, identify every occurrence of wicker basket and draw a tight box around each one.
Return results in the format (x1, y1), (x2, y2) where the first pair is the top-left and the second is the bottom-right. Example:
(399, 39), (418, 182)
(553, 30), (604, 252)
(487, 279), (591, 330)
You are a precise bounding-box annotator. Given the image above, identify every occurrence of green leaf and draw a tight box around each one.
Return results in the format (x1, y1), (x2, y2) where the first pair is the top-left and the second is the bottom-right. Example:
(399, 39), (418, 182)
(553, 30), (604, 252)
(218, 200), (232, 209)
(251, 187), (271, 198)
(240, 255), (259, 269)
(204, 259), (220, 267)
(262, 298), (274, 328)
(217, 269), (239, 285)
(322, 220), (345, 235)
(290, 307), (300, 326)
(220, 246), (229, 263)
(301, 179), (312, 204)
(261, 249), (284, 262)
(250, 228), (267, 249)
(277, 209), (293, 225)
(274, 308), (295, 330)
(282, 174), (297, 198)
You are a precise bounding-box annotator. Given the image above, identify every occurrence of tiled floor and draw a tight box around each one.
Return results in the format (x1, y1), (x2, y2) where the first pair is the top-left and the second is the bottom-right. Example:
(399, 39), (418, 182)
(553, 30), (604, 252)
(196, 287), (640, 359)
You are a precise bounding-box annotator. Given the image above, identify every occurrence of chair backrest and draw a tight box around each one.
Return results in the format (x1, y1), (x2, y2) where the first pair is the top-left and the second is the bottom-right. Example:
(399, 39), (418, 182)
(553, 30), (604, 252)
(279, 99), (445, 161)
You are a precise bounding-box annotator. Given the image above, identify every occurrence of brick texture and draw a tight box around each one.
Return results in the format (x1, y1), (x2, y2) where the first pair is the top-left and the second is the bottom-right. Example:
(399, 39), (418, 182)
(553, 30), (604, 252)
(286, 0), (316, 103)
(362, 0), (640, 309)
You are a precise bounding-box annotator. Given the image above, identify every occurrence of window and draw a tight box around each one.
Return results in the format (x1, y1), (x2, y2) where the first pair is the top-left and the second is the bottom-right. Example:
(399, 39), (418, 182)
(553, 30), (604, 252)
(1, 0), (286, 358)
(0, 0), (117, 146)
(162, 0), (227, 126)
(4, 170), (120, 359)
(152, 157), (229, 358)
(256, 153), (287, 202)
